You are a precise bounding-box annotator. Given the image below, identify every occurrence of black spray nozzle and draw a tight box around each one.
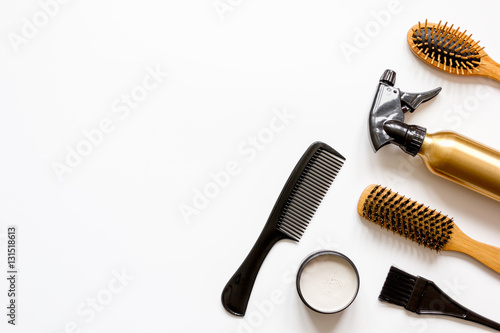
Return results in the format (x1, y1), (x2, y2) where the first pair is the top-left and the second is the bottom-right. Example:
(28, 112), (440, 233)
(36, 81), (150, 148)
(369, 69), (441, 155)
(383, 121), (426, 156)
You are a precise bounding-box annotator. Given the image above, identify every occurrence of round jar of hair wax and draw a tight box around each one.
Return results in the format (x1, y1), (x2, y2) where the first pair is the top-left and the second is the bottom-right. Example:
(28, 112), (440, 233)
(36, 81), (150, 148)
(296, 250), (359, 314)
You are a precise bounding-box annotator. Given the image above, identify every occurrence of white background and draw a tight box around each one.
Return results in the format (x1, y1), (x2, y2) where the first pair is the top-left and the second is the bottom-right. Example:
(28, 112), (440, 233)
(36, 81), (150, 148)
(1, 0), (500, 332)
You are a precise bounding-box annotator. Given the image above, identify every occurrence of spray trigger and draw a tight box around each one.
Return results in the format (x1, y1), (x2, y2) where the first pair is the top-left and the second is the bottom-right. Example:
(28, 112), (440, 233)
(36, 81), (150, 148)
(400, 87), (442, 113)
(368, 69), (441, 154)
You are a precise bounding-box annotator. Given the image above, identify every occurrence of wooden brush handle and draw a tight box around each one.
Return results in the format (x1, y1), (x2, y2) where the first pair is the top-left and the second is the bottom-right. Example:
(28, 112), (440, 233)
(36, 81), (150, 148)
(444, 225), (500, 273)
(479, 56), (500, 82)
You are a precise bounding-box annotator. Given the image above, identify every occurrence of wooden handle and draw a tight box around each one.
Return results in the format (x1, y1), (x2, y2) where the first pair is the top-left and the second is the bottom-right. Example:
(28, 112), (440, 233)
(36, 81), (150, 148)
(478, 55), (500, 83)
(444, 225), (500, 273)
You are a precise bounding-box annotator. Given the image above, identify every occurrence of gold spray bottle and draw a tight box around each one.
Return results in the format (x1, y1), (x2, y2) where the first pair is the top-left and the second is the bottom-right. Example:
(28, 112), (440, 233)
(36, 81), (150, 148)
(369, 70), (500, 201)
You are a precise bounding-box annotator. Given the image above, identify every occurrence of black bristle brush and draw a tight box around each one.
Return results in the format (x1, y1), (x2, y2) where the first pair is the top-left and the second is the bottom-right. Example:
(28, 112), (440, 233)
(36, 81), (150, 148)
(221, 142), (345, 316)
(357, 184), (500, 274)
(380, 266), (500, 331)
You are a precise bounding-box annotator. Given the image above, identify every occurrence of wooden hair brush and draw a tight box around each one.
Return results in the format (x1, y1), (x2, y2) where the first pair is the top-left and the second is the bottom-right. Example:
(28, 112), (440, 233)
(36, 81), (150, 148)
(357, 184), (500, 273)
(407, 20), (500, 82)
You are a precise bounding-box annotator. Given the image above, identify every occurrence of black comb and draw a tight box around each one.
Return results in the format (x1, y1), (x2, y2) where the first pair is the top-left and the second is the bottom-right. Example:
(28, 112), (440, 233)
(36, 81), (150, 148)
(221, 141), (345, 316)
(379, 266), (500, 331)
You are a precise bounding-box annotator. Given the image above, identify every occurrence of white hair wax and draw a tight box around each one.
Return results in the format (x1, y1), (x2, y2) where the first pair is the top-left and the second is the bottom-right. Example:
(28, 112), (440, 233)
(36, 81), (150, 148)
(297, 251), (359, 313)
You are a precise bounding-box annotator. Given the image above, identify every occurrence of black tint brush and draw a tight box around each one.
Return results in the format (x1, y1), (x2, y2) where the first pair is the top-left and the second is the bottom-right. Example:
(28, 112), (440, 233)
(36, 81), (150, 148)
(380, 266), (500, 331)
(221, 141), (345, 316)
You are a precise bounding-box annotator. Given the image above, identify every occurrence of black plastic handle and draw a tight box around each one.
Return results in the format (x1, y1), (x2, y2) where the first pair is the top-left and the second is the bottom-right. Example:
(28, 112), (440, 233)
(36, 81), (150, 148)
(415, 281), (500, 331)
(465, 310), (500, 331)
(221, 227), (284, 316)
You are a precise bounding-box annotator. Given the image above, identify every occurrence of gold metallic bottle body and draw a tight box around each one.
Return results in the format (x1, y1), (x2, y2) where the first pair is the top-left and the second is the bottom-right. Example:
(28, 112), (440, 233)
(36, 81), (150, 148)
(418, 131), (500, 201)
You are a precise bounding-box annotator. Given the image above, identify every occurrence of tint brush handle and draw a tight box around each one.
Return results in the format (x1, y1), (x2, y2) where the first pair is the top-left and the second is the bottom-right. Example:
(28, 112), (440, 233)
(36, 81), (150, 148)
(410, 278), (500, 331)
(221, 228), (284, 316)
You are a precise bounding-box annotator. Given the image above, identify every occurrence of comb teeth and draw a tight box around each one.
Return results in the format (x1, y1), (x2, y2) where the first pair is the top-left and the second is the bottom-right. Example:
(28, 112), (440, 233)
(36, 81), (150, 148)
(360, 185), (454, 251)
(277, 148), (344, 241)
(378, 266), (417, 307)
(410, 20), (483, 74)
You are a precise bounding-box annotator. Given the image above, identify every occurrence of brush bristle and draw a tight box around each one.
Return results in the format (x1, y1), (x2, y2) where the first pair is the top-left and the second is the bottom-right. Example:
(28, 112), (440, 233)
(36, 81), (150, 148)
(360, 185), (454, 251)
(378, 266), (417, 307)
(277, 148), (344, 241)
(410, 20), (484, 74)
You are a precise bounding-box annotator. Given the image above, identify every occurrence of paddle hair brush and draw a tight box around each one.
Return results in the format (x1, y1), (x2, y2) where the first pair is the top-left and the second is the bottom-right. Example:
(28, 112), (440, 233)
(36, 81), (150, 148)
(379, 266), (500, 331)
(407, 20), (500, 82)
(357, 184), (500, 273)
(221, 142), (345, 316)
